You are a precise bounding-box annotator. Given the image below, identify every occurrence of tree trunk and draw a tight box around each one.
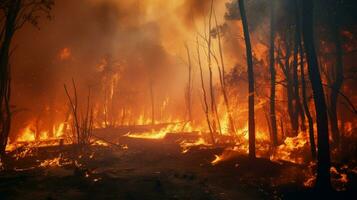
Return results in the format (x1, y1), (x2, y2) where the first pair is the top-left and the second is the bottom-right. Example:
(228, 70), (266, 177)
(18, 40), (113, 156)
(238, 0), (255, 158)
(283, 40), (299, 136)
(302, 0), (331, 191)
(328, 2), (343, 146)
(278, 37), (298, 136)
(269, 0), (278, 146)
(208, 0), (222, 136)
(121, 107), (126, 125)
(185, 44), (193, 122)
(300, 42), (317, 160)
(149, 79), (155, 125)
(197, 38), (215, 145)
(214, 11), (235, 135)
(0, 0), (21, 157)
(293, 4), (305, 132)
(296, 0), (316, 159)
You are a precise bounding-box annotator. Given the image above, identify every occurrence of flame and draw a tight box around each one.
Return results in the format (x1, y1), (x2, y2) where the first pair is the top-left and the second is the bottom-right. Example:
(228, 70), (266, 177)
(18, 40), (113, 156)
(211, 154), (223, 165)
(303, 176), (315, 187)
(91, 139), (109, 147)
(39, 157), (63, 168)
(6, 121), (70, 154)
(180, 137), (210, 153)
(125, 122), (184, 139)
(125, 130), (167, 140)
(53, 123), (65, 137)
(16, 122), (67, 143)
(39, 154), (71, 168)
(17, 126), (36, 142)
(270, 132), (309, 164)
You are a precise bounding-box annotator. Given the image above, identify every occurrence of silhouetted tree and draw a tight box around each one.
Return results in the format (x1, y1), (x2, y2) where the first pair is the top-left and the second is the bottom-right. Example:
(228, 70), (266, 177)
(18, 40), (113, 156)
(295, 0), (316, 159)
(327, 0), (344, 147)
(299, 33), (317, 160)
(196, 38), (215, 144)
(302, 0), (332, 190)
(238, 0), (255, 158)
(269, 0), (278, 146)
(0, 0), (53, 159)
(292, 1), (305, 133)
(213, 10), (236, 135)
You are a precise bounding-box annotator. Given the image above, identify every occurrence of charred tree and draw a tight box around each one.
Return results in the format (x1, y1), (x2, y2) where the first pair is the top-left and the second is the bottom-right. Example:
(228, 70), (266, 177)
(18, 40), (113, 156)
(280, 117), (285, 139)
(269, 0), (278, 146)
(277, 35), (299, 136)
(292, 2), (305, 132)
(328, 1), (343, 146)
(285, 42), (299, 136)
(0, 0), (20, 157)
(296, 0), (316, 159)
(214, 9), (235, 135)
(120, 107), (126, 125)
(103, 88), (109, 128)
(149, 78), (155, 125)
(0, 0), (53, 158)
(184, 44), (193, 122)
(238, 0), (255, 158)
(197, 38), (215, 145)
(64, 80), (81, 145)
(64, 80), (93, 146)
(208, 0), (222, 136)
(302, 0), (332, 190)
(300, 41), (317, 159)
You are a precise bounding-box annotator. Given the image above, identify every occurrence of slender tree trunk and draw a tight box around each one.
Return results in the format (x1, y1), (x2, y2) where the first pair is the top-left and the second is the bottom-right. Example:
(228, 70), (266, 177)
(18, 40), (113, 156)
(208, 0), (214, 118)
(0, 0), (21, 157)
(280, 39), (299, 136)
(185, 44), (193, 122)
(208, 0), (222, 136)
(197, 38), (215, 144)
(238, 0), (255, 158)
(269, 0), (278, 146)
(296, 0), (316, 159)
(293, 40), (303, 133)
(121, 107), (126, 125)
(214, 10), (235, 135)
(64, 79), (81, 145)
(293, 7), (305, 132)
(302, 0), (331, 190)
(149, 79), (155, 125)
(103, 88), (109, 128)
(280, 117), (285, 139)
(329, 3), (343, 146)
(300, 42), (317, 160)
(264, 106), (272, 144)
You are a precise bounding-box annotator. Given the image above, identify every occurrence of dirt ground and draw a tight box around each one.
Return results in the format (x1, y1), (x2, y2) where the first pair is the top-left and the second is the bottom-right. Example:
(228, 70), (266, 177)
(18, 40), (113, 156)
(0, 131), (356, 200)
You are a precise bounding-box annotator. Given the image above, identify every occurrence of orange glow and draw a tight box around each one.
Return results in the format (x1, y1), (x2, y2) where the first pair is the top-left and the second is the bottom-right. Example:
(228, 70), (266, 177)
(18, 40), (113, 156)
(16, 122), (67, 143)
(58, 47), (71, 61)
(271, 132), (309, 164)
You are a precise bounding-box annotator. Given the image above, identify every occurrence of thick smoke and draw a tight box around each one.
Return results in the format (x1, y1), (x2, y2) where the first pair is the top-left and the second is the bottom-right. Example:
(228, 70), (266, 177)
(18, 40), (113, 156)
(10, 0), (190, 138)
(9, 0), (241, 139)
(179, 0), (212, 28)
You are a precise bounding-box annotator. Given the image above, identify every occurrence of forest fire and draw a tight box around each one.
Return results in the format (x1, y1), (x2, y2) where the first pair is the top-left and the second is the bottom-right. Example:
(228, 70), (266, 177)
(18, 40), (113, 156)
(16, 122), (66, 142)
(0, 0), (356, 199)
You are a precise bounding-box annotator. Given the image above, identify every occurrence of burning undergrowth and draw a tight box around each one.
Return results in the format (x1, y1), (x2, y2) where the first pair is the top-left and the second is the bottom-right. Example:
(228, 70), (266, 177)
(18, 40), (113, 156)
(1, 118), (356, 196)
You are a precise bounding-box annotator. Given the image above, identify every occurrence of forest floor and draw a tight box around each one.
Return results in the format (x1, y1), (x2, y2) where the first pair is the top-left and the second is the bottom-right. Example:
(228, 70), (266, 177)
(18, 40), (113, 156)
(0, 128), (356, 200)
